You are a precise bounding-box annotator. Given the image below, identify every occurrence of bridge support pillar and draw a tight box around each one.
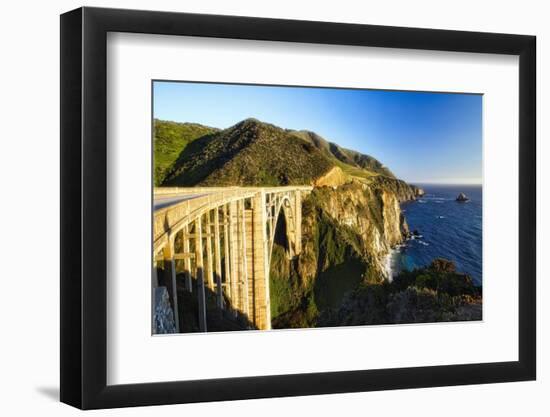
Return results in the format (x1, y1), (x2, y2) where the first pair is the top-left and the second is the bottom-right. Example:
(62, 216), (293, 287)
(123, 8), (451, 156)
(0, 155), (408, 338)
(194, 217), (207, 332)
(240, 200), (250, 319)
(223, 204), (232, 309)
(205, 212), (215, 291)
(228, 201), (239, 315)
(252, 191), (271, 330)
(294, 190), (302, 255)
(213, 208), (224, 309)
(163, 240), (180, 332)
(182, 224), (192, 292)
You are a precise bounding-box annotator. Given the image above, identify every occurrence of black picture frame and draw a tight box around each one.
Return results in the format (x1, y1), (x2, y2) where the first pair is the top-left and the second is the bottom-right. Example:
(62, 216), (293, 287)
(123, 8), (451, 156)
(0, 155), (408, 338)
(60, 6), (536, 410)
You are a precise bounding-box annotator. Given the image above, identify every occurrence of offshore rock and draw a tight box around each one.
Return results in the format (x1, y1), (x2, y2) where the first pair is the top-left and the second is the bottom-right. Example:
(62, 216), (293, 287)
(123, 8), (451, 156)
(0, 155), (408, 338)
(456, 192), (469, 202)
(153, 286), (177, 334)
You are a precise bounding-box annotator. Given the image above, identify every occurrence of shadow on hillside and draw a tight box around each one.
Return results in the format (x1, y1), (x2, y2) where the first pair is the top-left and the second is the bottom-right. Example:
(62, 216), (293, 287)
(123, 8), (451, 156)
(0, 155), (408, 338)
(163, 132), (223, 186)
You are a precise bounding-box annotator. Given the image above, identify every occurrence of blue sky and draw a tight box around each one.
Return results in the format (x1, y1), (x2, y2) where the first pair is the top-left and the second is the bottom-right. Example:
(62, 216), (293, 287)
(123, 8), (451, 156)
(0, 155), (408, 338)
(153, 81), (482, 184)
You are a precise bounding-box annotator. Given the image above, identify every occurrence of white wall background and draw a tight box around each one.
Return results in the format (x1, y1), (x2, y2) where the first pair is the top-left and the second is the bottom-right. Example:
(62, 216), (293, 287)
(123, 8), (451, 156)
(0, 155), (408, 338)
(0, 0), (546, 415)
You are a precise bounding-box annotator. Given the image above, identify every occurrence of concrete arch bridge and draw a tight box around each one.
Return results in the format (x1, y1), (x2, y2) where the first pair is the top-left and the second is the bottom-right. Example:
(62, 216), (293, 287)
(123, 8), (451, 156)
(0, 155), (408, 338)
(153, 186), (312, 332)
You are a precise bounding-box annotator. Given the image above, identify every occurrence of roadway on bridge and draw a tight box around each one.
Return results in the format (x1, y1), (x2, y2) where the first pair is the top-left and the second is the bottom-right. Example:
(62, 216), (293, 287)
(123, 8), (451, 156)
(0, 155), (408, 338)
(153, 194), (207, 211)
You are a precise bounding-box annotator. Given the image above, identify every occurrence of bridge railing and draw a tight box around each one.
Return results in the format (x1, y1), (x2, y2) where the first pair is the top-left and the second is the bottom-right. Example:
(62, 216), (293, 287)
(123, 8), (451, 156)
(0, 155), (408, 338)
(153, 186), (313, 251)
(153, 189), (259, 252)
(154, 185), (313, 198)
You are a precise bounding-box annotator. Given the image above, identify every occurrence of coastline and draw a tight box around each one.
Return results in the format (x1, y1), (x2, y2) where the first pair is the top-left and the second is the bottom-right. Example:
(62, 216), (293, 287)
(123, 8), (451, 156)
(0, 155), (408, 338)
(390, 184), (483, 285)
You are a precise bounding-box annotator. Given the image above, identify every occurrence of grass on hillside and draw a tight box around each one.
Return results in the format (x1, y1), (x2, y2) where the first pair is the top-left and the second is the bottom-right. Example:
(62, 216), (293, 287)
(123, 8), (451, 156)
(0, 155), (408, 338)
(153, 119), (217, 185)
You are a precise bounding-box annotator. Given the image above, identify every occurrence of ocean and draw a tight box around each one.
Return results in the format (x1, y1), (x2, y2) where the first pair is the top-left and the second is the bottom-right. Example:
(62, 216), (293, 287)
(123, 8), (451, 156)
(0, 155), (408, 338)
(389, 184), (483, 286)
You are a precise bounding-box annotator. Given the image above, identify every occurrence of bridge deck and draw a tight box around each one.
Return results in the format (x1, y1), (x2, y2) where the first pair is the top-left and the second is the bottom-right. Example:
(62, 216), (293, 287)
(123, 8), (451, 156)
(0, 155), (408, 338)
(154, 193), (208, 211)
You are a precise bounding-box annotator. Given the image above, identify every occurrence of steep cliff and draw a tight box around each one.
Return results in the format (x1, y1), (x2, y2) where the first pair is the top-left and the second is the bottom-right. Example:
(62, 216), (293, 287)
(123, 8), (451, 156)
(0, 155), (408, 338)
(270, 180), (414, 328)
(371, 175), (419, 202)
(306, 181), (409, 276)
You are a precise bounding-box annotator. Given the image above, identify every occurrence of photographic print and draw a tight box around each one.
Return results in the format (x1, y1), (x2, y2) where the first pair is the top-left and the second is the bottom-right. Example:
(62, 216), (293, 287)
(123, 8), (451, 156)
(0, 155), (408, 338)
(152, 81), (482, 334)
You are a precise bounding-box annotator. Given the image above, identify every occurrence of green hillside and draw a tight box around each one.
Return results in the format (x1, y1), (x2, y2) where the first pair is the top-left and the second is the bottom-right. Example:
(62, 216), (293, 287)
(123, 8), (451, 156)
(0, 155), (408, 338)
(153, 119), (218, 186)
(289, 130), (395, 179)
(159, 118), (396, 187)
(162, 118), (334, 186)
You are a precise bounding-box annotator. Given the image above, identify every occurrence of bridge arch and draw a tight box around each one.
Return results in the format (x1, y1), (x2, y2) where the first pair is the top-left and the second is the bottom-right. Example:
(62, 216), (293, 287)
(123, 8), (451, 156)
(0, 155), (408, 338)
(152, 186), (311, 333)
(267, 194), (299, 265)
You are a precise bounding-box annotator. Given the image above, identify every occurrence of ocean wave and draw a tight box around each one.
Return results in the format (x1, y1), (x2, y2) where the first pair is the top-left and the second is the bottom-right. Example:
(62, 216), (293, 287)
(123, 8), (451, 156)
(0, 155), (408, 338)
(383, 250), (395, 282)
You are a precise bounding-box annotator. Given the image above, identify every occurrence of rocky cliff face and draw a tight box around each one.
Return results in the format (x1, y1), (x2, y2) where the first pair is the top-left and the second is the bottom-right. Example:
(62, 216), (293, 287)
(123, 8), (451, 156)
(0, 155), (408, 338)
(153, 287), (177, 334)
(300, 180), (411, 283)
(371, 175), (419, 202)
(270, 179), (416, 328)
